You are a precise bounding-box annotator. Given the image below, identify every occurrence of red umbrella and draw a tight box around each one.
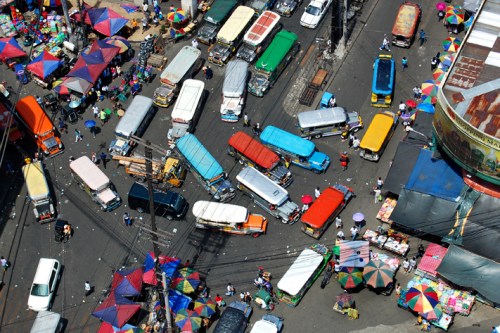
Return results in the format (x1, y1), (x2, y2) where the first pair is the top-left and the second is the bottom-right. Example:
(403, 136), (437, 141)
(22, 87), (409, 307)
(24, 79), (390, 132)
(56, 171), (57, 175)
(89, 40), (120, 63)
(111, 267), (144, 297)
(93, 8), (129, 37)
(405, 99), (417, 108)
(301, 194), (314, 205)
(0, 37), (27, 61)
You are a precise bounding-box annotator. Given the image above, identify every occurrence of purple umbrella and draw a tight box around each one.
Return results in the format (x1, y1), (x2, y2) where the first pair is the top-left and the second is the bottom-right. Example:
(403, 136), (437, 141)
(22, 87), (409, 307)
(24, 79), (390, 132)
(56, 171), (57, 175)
(353, 212), (365, 222)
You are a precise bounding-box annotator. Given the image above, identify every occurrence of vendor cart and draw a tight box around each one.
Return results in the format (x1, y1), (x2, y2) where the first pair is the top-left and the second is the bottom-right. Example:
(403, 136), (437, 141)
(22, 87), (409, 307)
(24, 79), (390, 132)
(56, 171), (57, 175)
(333, 293), (358, 319)
(148, 54), (168, 70)
(254, 289), (277, 311)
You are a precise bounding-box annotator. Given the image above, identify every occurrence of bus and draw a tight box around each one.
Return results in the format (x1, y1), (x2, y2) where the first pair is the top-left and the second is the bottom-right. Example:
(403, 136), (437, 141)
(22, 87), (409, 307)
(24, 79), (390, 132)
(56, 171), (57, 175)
(228, 131), (292, 187)
(237, 11), (281, 63)
(371, 54), (395, 107)
(208, 6), (255, 66)
(276, 244), (332, 306)
(22, 161), (56, 223)
(176, 134), (236, 202)
(193, 200), (268, 237)
(359, 111), (398, 161)
(300, 185), (353, 239)
(16, 96), (63, 157)
(236, 166), (300, 224)
(197, 0), (241, 45)
(109, 95), (156, 156)
(248, 30), (299, 96)
(297, 106), (363, 139)
(168, 79), (205, 142)
(260, 125), (330, 173)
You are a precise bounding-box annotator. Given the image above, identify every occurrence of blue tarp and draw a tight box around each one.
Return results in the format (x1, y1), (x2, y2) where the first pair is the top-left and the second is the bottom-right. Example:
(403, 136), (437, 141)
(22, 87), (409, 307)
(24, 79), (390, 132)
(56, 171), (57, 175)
(168, 289), (191, 314)
(405, 150), (464, 201)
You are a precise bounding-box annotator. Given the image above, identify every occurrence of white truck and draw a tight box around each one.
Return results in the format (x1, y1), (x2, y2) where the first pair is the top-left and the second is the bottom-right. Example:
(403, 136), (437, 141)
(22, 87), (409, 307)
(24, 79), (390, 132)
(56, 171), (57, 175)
(22, 161), (56, 223)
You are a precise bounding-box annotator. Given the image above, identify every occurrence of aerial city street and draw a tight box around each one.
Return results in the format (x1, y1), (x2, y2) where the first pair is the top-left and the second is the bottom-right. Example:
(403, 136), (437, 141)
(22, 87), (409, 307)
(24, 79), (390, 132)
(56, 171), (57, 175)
(0, 0), (498, 332)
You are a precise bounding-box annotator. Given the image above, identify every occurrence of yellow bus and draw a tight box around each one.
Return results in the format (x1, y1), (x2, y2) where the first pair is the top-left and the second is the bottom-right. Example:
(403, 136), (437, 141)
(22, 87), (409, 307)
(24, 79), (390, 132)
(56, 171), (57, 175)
(359, 111), (398, 161)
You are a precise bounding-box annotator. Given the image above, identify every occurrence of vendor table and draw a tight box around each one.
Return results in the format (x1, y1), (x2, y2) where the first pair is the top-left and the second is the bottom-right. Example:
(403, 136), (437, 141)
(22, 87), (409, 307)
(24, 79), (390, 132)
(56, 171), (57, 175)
(382, 229), (409, 257)
(376, 197), (397, 224)
(370, 251), (400, 272)
(362, 229), (387, 248)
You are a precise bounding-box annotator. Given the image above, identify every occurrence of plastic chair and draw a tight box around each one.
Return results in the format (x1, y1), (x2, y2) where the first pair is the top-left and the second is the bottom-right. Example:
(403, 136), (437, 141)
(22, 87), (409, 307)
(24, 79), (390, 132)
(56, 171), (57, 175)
(118, 93), (128, 102)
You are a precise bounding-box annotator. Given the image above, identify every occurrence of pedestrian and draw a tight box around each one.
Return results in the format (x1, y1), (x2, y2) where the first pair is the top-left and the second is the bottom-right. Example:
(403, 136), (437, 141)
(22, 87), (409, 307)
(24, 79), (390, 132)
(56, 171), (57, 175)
(244, 291), (252, 303)
(416, 244), (425, 258)
(301, 203), (309, 212)
(334, 260), (340, 276)
(253, 122), (261, 136)
(239, 291), (245, 302)
(205, 66), (213, 80)
(243, 112), (250, 127)
(191, 38), (199, 49)
(101, 85), (109, 98)
(58, 118), (67, 134)
(373, 188), (382, 203)
(93, 104), (99, 118)
(335, 216), (343, 229)
(152, 14), (159, 27)
(215, 294), (226, 307)
(1, 256), (9, 271)
(431, 56), (438, 71)
(91, 152), (97, 163)
(36, 95), (43, 105)
(142, 1), (148, 12)
(131, 18), (138, 31)
(437, 10), (445, 22)
(419, 29), (426, 47)
(100, 109), (107, 126)
(123, 212), (132, 226)
(84, 281), (93, 296)
(116, 65), (122, 76)
(376, 177), (384, 189)
(314, 187), (321, 199)
(379, 34), (391, 51)
(401, 57), (408, 71)
(396, 283), (401, 296)
(100, 152), (107, 169)
(435, 52), (441, 63)
(337, 230), (344, 240)
(403, 258), (410, 273)
(352, 137), (360, 150)
(348, 133), (355, 148)
(350, 225), (358, 241)
(409, 257), (417, 272)
(142, 18), (148, 32)
(413, 86), (421, 99)
(225, 283), (235, 296)
(398, 101), (406, 115)
(63, 223), (72, 242)
(339, 151), (349, 171)
(74, 129), (82, 142)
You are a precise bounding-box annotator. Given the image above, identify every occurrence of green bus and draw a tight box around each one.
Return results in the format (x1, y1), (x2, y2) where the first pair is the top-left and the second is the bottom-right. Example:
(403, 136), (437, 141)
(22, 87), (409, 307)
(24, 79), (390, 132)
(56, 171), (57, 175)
(247, 30), (299, 97)
(196, 0), (241, 44)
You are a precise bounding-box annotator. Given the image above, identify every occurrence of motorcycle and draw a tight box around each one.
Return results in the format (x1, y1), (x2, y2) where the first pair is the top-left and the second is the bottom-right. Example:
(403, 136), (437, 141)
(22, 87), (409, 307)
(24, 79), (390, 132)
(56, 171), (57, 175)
(320, 263), (333, 289)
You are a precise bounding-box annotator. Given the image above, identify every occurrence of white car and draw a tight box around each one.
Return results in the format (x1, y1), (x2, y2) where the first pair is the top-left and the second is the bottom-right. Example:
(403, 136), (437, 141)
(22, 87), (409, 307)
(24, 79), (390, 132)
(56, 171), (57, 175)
(300, 0), (332, 29)
(28, 258), (61, 311)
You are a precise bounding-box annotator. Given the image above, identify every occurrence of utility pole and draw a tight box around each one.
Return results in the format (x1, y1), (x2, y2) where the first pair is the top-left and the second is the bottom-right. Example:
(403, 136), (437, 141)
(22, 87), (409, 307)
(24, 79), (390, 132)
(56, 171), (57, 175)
(145, 140), (160, 258)
(60, 0), (72, 34)
(162, 273), (174, 333)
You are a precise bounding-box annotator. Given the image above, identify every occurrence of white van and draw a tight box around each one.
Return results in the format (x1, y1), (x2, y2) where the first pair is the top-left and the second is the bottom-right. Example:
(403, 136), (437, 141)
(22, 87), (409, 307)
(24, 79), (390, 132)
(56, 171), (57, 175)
(28, 259), (61, 311)
(30, 311), (63, 333)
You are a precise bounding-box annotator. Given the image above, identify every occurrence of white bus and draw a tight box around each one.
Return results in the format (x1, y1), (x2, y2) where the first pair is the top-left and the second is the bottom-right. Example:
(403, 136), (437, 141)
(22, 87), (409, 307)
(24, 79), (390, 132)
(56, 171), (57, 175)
(236, 166), (300, 224)
(168, 79), (205, 142)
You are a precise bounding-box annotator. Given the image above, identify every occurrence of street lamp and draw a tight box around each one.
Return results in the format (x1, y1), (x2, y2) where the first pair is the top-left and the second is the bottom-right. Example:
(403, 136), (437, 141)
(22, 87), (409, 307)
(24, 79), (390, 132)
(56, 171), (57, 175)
(405, 125), (434, 147)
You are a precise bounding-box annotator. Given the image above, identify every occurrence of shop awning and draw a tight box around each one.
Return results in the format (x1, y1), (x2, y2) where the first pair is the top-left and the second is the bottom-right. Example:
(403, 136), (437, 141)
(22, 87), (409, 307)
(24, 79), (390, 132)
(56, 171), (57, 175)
(339, 240), (370, 268)
(384, 141), (421, 195)
(437, 245), (500, 304)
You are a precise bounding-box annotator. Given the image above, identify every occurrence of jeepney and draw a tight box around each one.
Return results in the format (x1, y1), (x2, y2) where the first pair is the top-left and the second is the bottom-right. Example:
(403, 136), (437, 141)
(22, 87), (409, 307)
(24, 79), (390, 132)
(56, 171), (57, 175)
(359, 111), (398, 161)
(391, 2), (421, 48)
(220, 60), (248, 122)
(22, 161), (56, 223)
(297, 107), (363, 139)
(197, 0), (240, 45)
(371, 54), (395, 107)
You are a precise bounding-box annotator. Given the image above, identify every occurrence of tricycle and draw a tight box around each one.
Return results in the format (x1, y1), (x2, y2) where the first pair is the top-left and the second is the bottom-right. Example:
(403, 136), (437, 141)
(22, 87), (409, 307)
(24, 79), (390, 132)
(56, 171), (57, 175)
(254, 289), (278, 311)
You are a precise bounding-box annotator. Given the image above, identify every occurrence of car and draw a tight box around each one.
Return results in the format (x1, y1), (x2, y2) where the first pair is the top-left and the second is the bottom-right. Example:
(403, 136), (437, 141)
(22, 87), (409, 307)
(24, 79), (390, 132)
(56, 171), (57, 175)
(250, 314), (284, 333)
(213, 301), (252, 333)
(274, 0), (302, 16)
(300, 0), (332, 29)
(28, 258), (61, 311)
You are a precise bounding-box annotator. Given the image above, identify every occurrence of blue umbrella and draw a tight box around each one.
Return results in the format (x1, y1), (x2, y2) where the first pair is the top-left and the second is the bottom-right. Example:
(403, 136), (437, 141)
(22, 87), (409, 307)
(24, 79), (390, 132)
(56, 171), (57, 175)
(84, 120), (96, 128)
(416, 103), (435, 114)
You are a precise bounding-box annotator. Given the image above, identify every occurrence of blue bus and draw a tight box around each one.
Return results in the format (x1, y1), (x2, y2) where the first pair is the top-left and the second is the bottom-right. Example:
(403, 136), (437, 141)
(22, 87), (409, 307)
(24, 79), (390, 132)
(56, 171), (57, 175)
(176, 134), (236, 202)
(371, 54), (395, 107)
(260, 126), (330, 173)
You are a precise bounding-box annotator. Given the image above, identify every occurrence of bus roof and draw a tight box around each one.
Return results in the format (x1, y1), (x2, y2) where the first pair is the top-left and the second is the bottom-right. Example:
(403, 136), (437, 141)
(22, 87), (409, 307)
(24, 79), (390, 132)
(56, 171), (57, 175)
(236, 167), (288, 206)
(205, 0), (240, 24)
(16, 96), (54, 135)
(172, 79), (205, 122)
(255, 30), (297, 73)
(297, 107), (347, 129)
(70, 156), (110, 191)
(192, 200), (248, 223)
(392, 2), (421, 38)
(176, 134), (224, 181)
(228, 131), (279, 170)
(277, 248), (324, 296)
(244, 11), (280, 46)
(260, 125), (315, 158)
(115, 95), (154, 138)
(22, 161), (49, 201)
(223, 60), (248, 97)
(300, 187), (345, 228)
(360, 112), (396, 152)
(217, 6), (255, 43)
(372, 54), (395, 95)
(160, 46), (201, 84)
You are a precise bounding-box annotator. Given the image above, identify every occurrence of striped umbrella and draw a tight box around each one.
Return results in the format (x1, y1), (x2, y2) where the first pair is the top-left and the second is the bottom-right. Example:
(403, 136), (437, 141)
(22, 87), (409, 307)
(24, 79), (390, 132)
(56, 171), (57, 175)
(420, 94), (437, 105)
(171, 267), (201, 294)
(193, 297), (217, 317)
(421, 80), (439, 97)
(405, 284), (440, 313)
(416, 103), (435, 114)
(338, 266), (363, 289)
(167, 9), (187, 23)
(362, 260), (394, 288)
(432, 68), (446, 84)
(445, 12), (465, 25)
(442, 37), (461, 52)
(175, 309), (202, 332)
(420, 303), (444, 321)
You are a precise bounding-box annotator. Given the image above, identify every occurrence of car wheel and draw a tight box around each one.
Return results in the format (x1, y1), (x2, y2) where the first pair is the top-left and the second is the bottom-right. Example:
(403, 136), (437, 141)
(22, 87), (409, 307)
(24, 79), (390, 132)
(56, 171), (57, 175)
(314, 134), (322, 139)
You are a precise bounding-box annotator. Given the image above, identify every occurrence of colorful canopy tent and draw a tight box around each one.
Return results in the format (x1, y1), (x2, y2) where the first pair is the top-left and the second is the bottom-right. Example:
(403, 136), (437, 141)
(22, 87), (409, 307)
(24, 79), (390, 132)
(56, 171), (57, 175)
(92, 291), (141, 328)
(97, 322), (140, 333)
(339, 240), (370, 268)
(0, 37), (27, 61)
(175, 309), (202, 332)
(92, 8), (129, 36)
(105, 37), (130, 54)
(52, 78), (70, 94)
(89, 40), (120, 63)
(111, 267), (144, 297)
(193, 298), (217, 318)
(67, 52), (107, 84)
(142, 251), (158, 286)
(171, 267), (201, 294)
(168, 289), (192, 315)
(159, 255), (181, 278)
(61, 77), (92, 94)
(405, 284), (440, 313)
(27, 51), (62, 80)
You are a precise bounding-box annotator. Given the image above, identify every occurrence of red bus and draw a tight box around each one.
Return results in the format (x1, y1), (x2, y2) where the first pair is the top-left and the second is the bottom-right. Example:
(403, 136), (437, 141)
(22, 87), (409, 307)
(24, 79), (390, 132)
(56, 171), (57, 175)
(228, 131), (292, 187)
(301, 184), (353, 239)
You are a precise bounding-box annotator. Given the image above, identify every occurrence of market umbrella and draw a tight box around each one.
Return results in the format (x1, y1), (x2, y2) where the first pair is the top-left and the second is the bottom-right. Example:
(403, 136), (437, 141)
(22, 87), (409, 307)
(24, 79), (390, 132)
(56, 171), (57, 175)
(464, 15), (474, 30)
(92, 291), (141, 328)
(442, 37), (461, 53)
(405, 284), (440, 313)
(416, 103), (435, 114)
(167, 9), (187, 23)
(436, 2), (446, 11)
(175, 309), (202, 332)
(420, 303), (444, 321)
(0, 37), (27, 61)
(171, 267), (201, 294)
(105, 38), (129, 54)
(421, 80), (439, 97)
(445, 12), (465, 25)
(159, 255), (181, 278)
(193, 297), (217, 318)
(142, 251), (158, 286)
(52, 78), (70, 95)
(98, 322), (141, 333)
(301, 194), (314, 205)
(44, 0), (61, 6)
(67, 53), (107, 84)
(93, 8), (129, 37)
(420, 94), (437, 105)
(335, 292), (354, 309)
(362, 260), (394, 288)
(62, 77), (92, 94)
(111, 267), (144, 297)
(439, 53), (455, 68)
(432, 68), (446, 84)
(89, 40), (120, 62)
(446, 5), (464, 15)
(338, 266), (363, 289)
(27, 51), (62, 80)
(117, 327), (144, 333)
(352, 212), (365, 222)
(405, 99), (417, 109)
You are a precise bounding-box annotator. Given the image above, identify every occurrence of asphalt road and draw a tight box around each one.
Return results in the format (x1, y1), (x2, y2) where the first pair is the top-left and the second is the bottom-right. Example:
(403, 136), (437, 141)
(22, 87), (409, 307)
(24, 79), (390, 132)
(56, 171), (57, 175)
(0, 0), (498, 332)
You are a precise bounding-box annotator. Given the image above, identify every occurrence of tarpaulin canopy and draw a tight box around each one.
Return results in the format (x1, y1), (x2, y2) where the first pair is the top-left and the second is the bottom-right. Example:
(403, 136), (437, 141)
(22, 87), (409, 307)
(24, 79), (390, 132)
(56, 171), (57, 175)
(383, 141), (421, 195)
(61, 77), (92, 94)
(27, 51), (62, 79)
(159, 256), (181, 278)
(0, 37), (27, 61)
(92, 8), (129, 36)
(89, 40), (120, 63)
(406, 150), (465, 202)
(104, 36), (130, 54)
(168, 289), (191, 315)
(92, 291), (141, 328)
(339, 241), (370, 268)
(405, 112), (434, 145)
(416, 243), (448, 279)
(67, 51), (107, 84)
(437, 245), (500, 304)
(111, 267), (144, 297)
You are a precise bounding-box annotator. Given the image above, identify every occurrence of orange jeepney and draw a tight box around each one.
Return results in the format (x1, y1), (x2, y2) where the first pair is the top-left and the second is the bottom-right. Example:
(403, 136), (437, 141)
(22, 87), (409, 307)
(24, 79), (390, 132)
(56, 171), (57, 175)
(391, 2), (421, 48)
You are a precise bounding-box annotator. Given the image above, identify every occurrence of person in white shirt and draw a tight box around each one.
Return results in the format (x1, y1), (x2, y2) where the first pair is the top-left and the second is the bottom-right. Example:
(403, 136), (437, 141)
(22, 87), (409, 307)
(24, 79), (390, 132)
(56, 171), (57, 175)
(337, 230), (344, 240)
(191, 39), (199, 49)
(142, 2), (149, 12)
(350, 226), (358, 241)
(314, 187), (321, 199)
(399, 101), (406, 114)
(352, 137), (360, 150)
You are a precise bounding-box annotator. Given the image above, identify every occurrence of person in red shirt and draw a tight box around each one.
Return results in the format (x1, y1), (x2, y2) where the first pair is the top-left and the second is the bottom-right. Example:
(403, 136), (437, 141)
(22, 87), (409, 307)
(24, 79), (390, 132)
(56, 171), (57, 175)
(215, 294), (225, 307)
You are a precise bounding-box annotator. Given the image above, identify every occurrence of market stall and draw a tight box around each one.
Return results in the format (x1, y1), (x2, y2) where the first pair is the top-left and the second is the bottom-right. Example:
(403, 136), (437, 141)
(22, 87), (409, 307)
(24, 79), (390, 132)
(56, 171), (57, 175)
(415, 243), (448, 281)
(382, 229), (410, 257)
(362, 228), (387, 248)
(370, 251), (400, 272)
(376, 197), (397, 224)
